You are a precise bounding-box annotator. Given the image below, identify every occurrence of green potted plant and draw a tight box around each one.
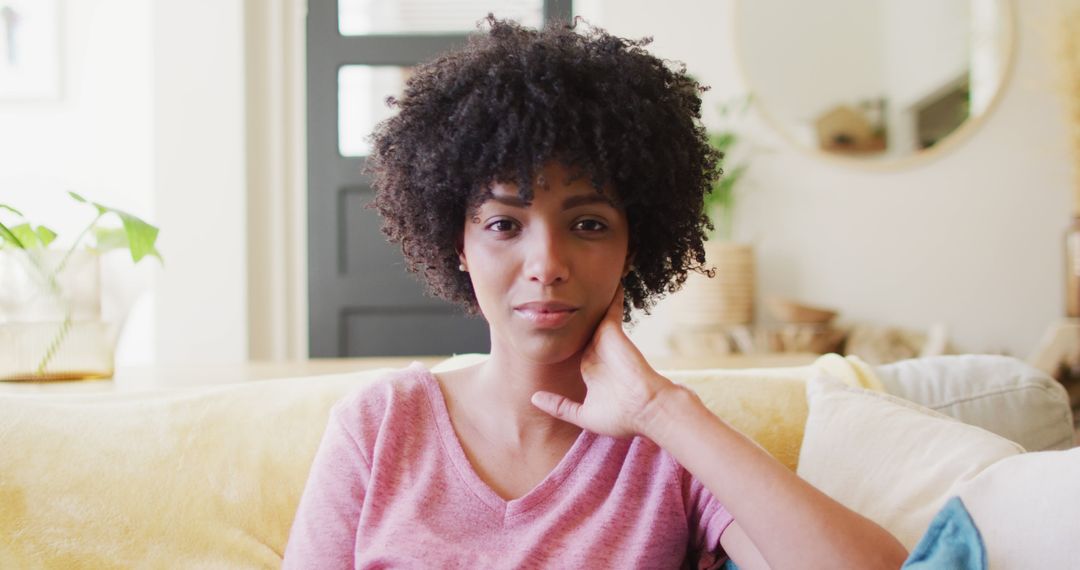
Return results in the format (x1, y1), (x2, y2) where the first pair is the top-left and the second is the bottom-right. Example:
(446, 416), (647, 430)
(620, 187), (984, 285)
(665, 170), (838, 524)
(0, 192), (162, 381)
(702, 97), (753, 243)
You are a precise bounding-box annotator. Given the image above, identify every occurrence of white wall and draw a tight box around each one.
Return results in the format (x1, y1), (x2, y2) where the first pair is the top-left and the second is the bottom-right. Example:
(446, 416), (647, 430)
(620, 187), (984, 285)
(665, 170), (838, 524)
(151, 0), (248, 365)
(590, 0), (1074, 359)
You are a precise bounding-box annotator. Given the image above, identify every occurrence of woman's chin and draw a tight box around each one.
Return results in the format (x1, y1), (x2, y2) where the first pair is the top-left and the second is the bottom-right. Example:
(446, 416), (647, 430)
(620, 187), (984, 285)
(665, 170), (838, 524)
(510, 334), (589, 366)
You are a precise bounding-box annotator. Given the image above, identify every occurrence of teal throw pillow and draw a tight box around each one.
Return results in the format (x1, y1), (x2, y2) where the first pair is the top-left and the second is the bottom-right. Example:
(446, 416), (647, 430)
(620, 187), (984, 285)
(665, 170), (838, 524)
(902, 496), (986, 570)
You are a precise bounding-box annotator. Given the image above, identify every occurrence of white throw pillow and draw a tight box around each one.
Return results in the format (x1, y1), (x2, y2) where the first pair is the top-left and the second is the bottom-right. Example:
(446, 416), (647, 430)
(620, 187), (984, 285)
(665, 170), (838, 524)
(796, 375), (1024, 550)
(955, 447), (1080, 569)
(875, 355), (1074, 451)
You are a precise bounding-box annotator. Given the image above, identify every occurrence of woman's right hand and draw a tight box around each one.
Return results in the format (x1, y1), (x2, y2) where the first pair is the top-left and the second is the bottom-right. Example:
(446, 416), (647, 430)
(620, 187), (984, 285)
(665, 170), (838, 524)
(530, 287), (680, 438)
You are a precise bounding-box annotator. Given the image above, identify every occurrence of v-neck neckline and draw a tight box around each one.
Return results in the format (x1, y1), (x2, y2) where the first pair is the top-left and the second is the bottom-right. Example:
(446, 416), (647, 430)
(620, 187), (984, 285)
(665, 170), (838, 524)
(417, 365), (596, 519)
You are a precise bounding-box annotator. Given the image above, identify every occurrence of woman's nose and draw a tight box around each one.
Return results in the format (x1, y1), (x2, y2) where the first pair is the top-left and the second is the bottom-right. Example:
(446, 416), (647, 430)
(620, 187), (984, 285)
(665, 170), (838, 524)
(523, 228), (570, 285)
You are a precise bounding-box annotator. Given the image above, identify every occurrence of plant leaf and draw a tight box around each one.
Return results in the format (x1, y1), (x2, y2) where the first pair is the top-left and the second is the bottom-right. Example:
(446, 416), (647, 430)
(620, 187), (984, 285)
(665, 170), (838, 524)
(34, 225), (57, 248)
(117, 211), (161, 263)
(68, 191), (108, 216)
(0, 204), (25, 217)
(71, 193), (163, 264)
(710, 132), (738, 153)
(9, 224), (42, 248)
(91, 227), (128, 251)
(0, 221), (26, 249)
(723, 164), (748, 188)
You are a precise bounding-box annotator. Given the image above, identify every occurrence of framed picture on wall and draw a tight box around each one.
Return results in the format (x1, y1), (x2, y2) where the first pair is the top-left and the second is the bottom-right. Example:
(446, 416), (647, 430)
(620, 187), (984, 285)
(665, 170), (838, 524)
(0, 0), (60, 100)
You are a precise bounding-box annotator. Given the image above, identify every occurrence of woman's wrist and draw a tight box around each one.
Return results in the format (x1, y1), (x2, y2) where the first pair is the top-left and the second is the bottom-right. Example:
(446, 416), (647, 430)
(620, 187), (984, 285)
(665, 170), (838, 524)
(634, 379), (704, 441)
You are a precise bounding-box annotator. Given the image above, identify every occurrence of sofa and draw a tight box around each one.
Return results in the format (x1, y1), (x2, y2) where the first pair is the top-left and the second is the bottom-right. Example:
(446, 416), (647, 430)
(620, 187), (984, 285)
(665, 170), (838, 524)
(0, 353), (1075, 568)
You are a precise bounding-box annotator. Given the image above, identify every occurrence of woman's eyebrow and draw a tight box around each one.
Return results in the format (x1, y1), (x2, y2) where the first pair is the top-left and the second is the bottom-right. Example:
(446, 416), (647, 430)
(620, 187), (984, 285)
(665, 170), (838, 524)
(484, 193), (614, 210)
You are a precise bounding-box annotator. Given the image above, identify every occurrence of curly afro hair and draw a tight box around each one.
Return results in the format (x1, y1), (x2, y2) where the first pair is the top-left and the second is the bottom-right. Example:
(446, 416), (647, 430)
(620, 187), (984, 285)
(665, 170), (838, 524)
(368, 15), (721, 321)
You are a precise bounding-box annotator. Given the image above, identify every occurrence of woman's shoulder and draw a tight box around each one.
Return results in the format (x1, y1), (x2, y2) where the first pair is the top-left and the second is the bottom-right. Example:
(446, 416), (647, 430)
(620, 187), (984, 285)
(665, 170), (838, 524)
(331, 362), (438, 427)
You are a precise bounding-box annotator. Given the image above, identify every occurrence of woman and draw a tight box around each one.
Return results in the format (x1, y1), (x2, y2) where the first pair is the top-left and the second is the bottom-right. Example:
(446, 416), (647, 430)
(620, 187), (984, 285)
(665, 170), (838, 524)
(284, 16), (907, 569)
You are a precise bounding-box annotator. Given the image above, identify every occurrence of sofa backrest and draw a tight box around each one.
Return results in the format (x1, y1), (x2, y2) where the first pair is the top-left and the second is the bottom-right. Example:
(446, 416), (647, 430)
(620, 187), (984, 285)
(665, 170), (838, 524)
(875, 354), (1074, 451)
(0, 354), (1072, 568)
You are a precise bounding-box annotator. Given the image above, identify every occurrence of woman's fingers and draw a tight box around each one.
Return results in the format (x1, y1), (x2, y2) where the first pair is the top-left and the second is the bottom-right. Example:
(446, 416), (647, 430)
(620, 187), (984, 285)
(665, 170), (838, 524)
(531, 391), (585, 426)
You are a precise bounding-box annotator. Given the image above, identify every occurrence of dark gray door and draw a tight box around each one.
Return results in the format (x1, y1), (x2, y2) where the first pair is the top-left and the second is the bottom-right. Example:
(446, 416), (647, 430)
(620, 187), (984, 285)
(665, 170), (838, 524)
(307, 0), (572, 357)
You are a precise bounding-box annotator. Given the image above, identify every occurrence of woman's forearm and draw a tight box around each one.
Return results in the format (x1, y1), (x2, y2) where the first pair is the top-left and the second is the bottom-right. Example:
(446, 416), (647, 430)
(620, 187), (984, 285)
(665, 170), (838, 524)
(637, 380), (907, 570)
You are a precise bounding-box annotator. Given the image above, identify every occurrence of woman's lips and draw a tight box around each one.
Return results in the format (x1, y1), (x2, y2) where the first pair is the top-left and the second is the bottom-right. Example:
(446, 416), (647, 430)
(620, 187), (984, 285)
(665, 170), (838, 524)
(513, 302), (579, 329)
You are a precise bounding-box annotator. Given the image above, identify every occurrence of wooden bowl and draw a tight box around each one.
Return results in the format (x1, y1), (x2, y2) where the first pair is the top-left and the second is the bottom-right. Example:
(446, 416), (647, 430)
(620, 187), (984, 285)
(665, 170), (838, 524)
(765, 296), (838, 324)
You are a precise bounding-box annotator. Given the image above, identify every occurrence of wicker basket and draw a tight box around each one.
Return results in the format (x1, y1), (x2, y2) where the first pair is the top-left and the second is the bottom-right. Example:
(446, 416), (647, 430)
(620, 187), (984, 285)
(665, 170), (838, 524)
(670, 241), (756, 327)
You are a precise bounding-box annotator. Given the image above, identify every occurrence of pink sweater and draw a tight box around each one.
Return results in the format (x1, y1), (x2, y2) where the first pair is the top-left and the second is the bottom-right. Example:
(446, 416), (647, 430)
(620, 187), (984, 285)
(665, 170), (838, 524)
(283, 363), (733, 569)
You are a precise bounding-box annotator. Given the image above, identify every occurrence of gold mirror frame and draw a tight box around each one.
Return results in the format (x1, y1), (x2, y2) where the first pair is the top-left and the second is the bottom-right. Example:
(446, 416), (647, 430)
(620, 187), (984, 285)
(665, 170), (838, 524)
(732, 0), (1017, 171)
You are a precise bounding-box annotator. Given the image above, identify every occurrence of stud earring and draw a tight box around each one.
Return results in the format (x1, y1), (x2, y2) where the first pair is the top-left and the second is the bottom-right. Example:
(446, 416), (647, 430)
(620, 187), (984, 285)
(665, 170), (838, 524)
(459, 263), (467, 272)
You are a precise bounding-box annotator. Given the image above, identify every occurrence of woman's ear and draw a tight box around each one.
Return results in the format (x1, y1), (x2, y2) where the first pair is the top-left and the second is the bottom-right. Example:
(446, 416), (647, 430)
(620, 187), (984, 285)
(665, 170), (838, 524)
(456, 234), (468, 272)
(622, 251), (636, 278)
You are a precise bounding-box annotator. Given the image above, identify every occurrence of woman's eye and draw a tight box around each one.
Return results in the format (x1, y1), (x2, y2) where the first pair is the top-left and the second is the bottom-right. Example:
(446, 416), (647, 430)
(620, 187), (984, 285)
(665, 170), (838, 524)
(573, 219), (608, 232)
(486, 219), (519, 233)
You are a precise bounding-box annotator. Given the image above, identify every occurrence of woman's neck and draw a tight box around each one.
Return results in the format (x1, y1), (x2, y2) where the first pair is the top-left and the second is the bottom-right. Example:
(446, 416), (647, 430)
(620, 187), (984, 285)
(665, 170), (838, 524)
(464, 346), (587, 446)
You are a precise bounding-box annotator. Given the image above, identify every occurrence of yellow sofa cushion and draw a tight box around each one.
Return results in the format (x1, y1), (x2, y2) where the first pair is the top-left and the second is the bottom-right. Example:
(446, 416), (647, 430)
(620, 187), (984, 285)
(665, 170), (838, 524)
(674, 353), (881, 470)
(0, 354), (878, 568)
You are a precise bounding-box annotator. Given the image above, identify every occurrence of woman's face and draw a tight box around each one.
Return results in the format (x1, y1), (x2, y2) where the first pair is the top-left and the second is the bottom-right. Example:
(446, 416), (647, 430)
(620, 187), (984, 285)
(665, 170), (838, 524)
(460, 162), (631, 364)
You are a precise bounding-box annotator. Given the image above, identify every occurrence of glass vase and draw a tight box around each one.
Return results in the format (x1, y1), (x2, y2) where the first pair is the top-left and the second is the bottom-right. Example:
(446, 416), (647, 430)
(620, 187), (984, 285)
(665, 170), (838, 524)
(0, 249), (116, 381)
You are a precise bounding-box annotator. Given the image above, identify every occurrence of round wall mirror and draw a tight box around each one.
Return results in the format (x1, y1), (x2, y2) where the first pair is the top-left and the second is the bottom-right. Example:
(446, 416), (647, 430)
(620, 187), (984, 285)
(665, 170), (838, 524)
(734, 0), (1015, 167)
